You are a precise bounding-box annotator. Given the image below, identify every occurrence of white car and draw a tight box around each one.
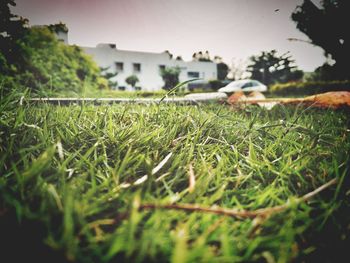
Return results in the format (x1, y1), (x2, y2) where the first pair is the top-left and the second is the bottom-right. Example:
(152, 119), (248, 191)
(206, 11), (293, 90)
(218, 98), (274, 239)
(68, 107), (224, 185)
(218, 79), (267, 93)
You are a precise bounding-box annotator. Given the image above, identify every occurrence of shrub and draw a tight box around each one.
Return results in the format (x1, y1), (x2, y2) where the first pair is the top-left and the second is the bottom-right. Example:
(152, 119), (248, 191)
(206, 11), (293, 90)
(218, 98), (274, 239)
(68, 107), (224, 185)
(208, 80), (224, 91)
(125, 75), (139, 90)
(270, 81), (350, 96)
(160, 67), (180, 90)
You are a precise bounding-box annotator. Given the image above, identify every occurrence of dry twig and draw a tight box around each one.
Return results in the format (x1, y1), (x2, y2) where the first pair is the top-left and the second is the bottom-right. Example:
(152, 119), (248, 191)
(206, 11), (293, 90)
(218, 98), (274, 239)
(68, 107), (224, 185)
(140, 178), (337, 219)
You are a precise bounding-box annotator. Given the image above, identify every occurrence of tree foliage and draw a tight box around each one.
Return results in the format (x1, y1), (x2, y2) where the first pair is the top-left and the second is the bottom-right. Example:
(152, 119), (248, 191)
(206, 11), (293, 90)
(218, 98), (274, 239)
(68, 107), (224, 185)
(292, 0), (350, 80)
(214, 56), (229, 81)
(192, 51), (212, 62)
(0, 0), (28, 72)
(47, 22), (68, 34)
(0, 0), (108, 94)
(100, 67), (118, 88)
(217, 62), (229, 81)
(125, 75), (139, 89)
(208, 80), (225, 91)
(193, 53), (230, 80)
(270, 80), (350, 96)
(160, 67), (180, 90)
(16, 27), (107, 92)
(247, 50), (303, 85)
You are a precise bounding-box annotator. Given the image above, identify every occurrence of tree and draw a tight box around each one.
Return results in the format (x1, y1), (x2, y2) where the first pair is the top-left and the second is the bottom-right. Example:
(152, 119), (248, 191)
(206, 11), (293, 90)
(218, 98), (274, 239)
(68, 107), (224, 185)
(229, 58), (246, 80)
(291, 0), (350, 80)
(0, 2), (108, 94)
(125, 75), (139, 90)
(217, 62), (229, 81)
(203, 50), (210, 61)
(309, 63), (336, 81)
(22, 27), (108, 91)
(208, 80), (224, 91)
(100, 67), (118, 89)
(246, 50), (303, 85)
(1, 25), (108, 93)
(192, 51), (212, 62)
(160, 67), (180, 90)
(214, 56), (229, 81)
(194, 53), (229, 80)
(0, 0), (28, 72)
(48, 22), (68, 34)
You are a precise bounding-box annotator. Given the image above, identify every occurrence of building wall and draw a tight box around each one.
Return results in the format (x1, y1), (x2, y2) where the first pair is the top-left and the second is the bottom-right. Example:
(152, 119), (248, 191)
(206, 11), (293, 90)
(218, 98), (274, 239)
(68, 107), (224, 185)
(51, 29), (217, 91)
(82, 44), (217, 91)
(56, 31), (68, 44)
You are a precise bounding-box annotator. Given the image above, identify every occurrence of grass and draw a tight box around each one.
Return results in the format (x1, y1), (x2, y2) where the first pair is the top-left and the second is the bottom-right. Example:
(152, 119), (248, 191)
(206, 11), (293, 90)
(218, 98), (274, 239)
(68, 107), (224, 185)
(33, 86), (169, 99)
(0, 89), (349, 262)
(33, 84), (193, 99)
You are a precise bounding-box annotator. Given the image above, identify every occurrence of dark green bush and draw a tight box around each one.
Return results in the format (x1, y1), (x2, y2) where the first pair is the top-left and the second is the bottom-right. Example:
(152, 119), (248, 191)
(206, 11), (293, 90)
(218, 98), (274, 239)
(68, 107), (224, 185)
(160, 67), (180, 90)
(270, 81), (350, 96)
(208, 80), (224, 91)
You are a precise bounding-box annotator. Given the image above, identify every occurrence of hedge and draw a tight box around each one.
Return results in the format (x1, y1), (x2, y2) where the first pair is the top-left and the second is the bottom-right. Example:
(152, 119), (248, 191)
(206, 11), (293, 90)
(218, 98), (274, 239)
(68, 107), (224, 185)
(270, 80), (350, 96)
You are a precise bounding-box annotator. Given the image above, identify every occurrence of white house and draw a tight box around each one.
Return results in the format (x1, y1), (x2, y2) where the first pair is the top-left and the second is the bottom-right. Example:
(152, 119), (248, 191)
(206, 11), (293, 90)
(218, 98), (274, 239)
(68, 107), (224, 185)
(82, 44), (217, 91)
(53, 27), (217, 91)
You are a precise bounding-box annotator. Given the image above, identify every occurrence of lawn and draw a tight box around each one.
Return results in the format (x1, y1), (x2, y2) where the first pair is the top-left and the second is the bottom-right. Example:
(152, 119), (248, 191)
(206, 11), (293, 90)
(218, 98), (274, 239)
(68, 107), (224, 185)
(0, 90), (349, 263)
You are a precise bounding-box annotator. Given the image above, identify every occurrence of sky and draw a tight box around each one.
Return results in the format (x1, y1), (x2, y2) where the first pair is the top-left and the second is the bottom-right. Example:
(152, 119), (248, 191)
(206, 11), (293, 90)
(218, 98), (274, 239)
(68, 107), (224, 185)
(12, 0), (326, 72)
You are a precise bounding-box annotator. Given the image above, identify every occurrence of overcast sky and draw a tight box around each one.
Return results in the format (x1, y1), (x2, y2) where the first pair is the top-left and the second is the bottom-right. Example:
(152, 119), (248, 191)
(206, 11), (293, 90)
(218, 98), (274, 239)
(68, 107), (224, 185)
(13, 0), (325, 71)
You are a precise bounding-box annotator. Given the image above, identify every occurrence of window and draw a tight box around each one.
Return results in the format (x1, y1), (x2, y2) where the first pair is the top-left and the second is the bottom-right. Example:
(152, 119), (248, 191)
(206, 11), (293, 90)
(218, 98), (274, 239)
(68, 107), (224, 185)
(115, 62), (124, 72)
(133, 63), (141, 73)
(242, 82), (253, 89)
(159, 65), (166, 71)
(251, 80), (260, 86)
(187, 71), (200, 78)
(118, 86), (126, 91)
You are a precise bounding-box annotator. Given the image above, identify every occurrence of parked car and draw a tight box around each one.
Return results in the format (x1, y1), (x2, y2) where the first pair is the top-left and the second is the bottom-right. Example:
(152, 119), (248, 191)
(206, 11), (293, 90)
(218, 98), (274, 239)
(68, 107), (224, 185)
(218, 79), (267, 93)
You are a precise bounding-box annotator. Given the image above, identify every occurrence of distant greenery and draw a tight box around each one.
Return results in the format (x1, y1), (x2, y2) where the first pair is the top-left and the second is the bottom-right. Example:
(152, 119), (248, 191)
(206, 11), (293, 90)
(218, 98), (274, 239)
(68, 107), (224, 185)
(47, 22), (68, 33)
(46, 89), (167, 99)
(160, 67), (181, 90)
(292, 0), (349, 80)
(214, 55), (230, 81)
(125, 75), (140, 90)
(100, 67), (118, 89)
(247, 50), (304, 86)
(192, 52), (230, 81)
(216, 62), (229, 81)
(208, 79), (225, 91)
(4, 26), (108, 95)
(0, 0), (28, 71)
(192, 50), (212, 62)
(270, 80), (350, 96)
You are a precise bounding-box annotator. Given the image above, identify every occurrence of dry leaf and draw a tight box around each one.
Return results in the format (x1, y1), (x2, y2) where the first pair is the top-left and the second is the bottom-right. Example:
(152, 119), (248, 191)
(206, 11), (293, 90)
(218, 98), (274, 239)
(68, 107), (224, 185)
(228, 91), (350, 109)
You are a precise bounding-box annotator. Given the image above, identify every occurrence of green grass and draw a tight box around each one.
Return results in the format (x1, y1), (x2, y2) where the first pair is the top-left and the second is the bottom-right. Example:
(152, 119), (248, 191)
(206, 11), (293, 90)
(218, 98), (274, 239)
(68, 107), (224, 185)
(34, 88), (169, 99)
(0, 89), (349, 262)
